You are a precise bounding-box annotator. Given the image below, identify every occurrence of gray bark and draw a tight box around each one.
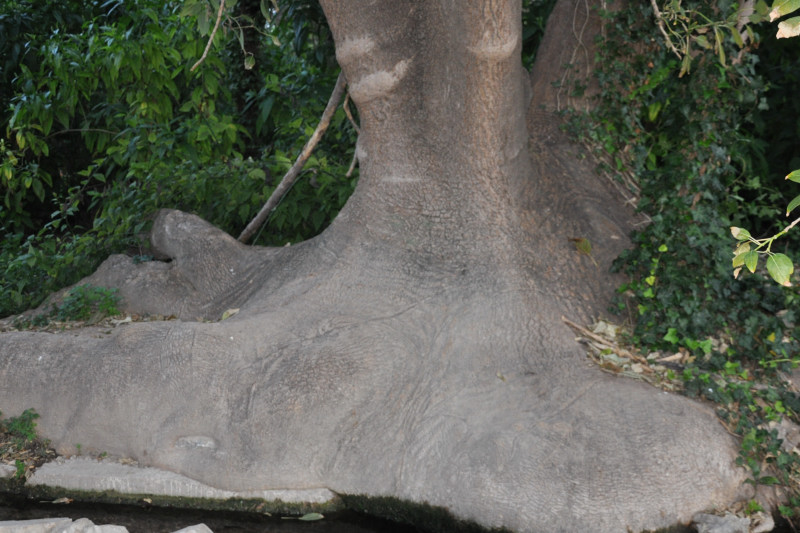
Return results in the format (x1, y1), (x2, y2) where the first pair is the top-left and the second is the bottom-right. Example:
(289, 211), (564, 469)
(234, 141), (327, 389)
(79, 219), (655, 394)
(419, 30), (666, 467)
(0, 1), (748, 531)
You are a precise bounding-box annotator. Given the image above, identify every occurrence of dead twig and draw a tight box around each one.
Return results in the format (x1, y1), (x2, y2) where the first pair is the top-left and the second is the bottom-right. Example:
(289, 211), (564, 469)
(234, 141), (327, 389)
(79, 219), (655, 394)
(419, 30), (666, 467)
(191, 0), (226, 72)
(342, 93), (360, 134)
(238, 71), (348, 244)
(649, 0), (682, 58)
(343, 92), (360, 177)
(561, 316), (651, 366)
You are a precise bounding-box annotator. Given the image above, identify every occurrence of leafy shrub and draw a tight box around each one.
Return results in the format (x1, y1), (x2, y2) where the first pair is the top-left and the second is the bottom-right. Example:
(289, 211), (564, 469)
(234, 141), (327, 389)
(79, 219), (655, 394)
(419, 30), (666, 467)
(0, 0), (357, 318)
(51, 285), (120, 322)
(0, 408), (39, 448)
(582, 1), (800, 501)
(583, 2), (800, 369)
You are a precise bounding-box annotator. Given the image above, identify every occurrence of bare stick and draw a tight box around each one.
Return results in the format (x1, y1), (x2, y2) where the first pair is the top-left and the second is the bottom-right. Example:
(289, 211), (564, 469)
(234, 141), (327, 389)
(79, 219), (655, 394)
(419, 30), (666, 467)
(343, 92), (360, 177)
(343, 93), (360, 134)
(561, 316), (651, 366)
(650, 0), (681, 58)
(191, 0), (226, 72)
(238, 71), (347, 244)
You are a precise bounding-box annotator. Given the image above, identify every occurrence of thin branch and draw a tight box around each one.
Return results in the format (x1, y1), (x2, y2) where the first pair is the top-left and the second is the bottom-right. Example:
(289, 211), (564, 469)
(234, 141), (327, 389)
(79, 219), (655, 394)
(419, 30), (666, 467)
(561, 316), (651, 367)
(346, 150), (358, 178)
(238, 71), (348, 244)
(45, 128), (118, 139)
(778, 215), (800, 237)
(191, 0), (226, 72)
(342, 93), (360, 134)
(650, 0), (682, 58)
(343, 92), (360, 177)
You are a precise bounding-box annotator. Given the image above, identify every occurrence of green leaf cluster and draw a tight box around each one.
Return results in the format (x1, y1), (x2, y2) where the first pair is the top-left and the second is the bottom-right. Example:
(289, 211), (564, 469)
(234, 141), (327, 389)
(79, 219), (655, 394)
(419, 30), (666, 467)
(0, 0), (357, 318)
(587, 2), (799, 364)
(585, 1), (800, 499)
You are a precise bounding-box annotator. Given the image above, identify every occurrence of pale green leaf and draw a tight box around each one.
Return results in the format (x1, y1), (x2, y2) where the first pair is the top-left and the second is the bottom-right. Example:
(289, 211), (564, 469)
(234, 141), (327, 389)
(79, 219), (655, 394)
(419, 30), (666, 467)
(732, 252), (747, 268)
(298, 513), (324, 521)
(221, 308), (239, 321)
(244, 54), (255, 70)
(787, 194), (800, 215)
(694, 34), (712, 49)
(730, 26), (745, 48)
(777, 16), (800, 37)
(770, 0), (800, 22)
(766, 253), (794, 286)
(663, 328), (679, 344)
(734, 242), (750, 255)
(745, 251), (759, 273)
(786, 169), (800, 183)
(715, 28), (726, 65)
(730, 227), (752, 240)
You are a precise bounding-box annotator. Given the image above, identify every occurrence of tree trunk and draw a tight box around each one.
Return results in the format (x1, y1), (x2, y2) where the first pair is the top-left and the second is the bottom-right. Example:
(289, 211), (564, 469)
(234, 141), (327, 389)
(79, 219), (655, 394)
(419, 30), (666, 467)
(0, 1), (748, 531)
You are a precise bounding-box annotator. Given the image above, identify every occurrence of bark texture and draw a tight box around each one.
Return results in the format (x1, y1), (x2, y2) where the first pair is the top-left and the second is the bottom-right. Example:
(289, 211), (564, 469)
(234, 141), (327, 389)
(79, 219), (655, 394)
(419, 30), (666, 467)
(0, 1), (747, 531)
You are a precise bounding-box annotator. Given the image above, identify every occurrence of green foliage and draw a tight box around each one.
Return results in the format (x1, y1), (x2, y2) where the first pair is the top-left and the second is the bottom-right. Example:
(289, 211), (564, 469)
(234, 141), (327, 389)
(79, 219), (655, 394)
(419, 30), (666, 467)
(51, 285), (120, 322)
(0, 408), (39, 448)
(0, 0), (357, 318)
(589, 1), (799, 362)
(586, 1), (800, 501)
(521, 0), (559, 69)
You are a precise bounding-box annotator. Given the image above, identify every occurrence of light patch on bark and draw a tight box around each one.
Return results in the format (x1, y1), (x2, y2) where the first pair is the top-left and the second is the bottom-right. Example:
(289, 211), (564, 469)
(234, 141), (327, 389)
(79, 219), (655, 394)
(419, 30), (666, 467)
(175, 435), (218, 450)
(335, 36), (376, 65)
(467, 33), (519, 60)
(355, 137), (367, 163)
(349, 59), (411, 103)
(382, 174), (421, 184)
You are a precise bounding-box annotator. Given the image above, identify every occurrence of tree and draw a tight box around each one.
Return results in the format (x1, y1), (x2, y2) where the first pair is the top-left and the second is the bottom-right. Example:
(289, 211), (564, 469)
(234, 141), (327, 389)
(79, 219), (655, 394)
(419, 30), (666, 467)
(0, 1), (749, 531)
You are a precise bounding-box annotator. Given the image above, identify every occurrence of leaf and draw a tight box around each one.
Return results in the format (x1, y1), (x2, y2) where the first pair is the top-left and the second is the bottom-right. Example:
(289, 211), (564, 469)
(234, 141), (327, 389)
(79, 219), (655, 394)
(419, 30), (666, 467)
(732, 251), (747, 268)
(786, 169), (800, 183)
(221, 308), (239, 320)
(730, 227), (752, 240)
(730, 26), (745, 48)
(663, 328), (680, 344)
(770, 0), (800, 21)
(745, 251), (759, 273)
(298, 513), (324, 521)
(787, 194), (800, 215)
(714, 28), (726, 65)
(694, 34), (712, 49)
(734, 242), (750, 255)
(777, 16), (800, 37)
(244, 54), (255, 70)
(766, 253), (794, 286)
(571, 237), (592, 256)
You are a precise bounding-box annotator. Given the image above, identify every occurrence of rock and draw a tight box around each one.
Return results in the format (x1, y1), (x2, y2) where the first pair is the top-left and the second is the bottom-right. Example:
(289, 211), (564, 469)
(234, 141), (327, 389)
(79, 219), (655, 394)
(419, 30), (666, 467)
(0, 463), (16, 479)
(52, 518), (128, 533)
(0, 519), (213, 533)
(0, 518), (73, 533)
(692, 512), (751, 533)
(27, 457), (336, 505)
(0, 518), (126, 533)
(171, 526), (213, 533)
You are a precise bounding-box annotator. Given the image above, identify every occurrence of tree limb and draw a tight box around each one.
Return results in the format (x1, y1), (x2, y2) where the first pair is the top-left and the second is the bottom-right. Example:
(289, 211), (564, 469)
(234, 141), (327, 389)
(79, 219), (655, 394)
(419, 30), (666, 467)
(238, 71), (347, 244)
(191, 0), (226, 72)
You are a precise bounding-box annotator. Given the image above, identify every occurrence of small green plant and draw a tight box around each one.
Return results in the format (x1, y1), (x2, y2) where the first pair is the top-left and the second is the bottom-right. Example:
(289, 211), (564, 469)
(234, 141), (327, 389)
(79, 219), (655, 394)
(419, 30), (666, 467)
(731, 170), (800, 286)
(14, 459), (25, 479)
(1, 408), (39, 448)
(50, 285), (121, 322)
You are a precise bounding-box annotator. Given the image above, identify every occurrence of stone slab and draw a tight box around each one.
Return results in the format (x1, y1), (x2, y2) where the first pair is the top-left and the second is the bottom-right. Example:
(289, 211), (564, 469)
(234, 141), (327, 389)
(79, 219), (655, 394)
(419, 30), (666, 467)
(27, 458), (336, 504)
(0, 465), (16, 480)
